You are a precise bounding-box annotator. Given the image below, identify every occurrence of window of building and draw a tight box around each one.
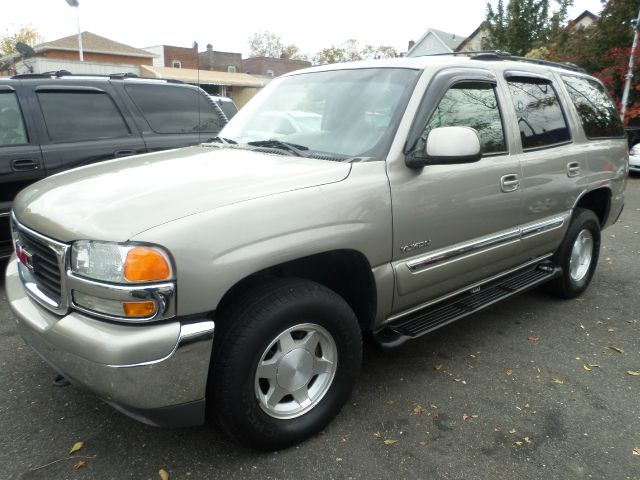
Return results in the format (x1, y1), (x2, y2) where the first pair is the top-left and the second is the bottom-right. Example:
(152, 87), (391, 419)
(0, 92), (28, 146)
(506, 77), (571, 150)
(172, 60), (182, 69)
(227, 65), (237, 73)
(37, 91), (130, 143)
(423, 82), (507, 155)
(562, 75), (625, 139)
(125, 84), (225, 134)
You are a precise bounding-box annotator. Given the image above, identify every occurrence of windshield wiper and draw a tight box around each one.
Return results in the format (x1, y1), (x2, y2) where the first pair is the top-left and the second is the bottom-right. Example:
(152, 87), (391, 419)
(247, 139), (310, 157)
(206, 136), (237, 145)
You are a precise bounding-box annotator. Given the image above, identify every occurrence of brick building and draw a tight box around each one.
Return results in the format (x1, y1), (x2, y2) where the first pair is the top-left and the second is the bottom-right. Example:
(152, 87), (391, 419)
(242, 57), (311, 78)
(198, 44), (243, 73)
(144, 43), (198, 69)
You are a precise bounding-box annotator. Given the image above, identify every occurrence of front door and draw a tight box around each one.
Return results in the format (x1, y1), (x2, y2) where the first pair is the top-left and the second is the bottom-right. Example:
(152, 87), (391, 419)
(388, 69), (523, 315)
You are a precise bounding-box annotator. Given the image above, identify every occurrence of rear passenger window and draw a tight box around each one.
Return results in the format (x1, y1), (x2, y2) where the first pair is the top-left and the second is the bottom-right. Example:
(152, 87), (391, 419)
(38, 91), (130, 143)
(0, 91), (28, 146)
(507, 78), (571, 149)
(424, 82), (506, 155)
(562, 76), (625, 139)
(125, 85), (224, 134)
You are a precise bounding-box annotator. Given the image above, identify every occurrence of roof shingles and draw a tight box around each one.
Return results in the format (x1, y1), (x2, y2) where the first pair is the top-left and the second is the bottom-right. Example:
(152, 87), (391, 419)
(36, 32), (155, 58)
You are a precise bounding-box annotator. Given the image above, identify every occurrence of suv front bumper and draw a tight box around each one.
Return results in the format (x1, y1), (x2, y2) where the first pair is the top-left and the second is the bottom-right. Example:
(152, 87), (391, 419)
(5, 257), (215, 427)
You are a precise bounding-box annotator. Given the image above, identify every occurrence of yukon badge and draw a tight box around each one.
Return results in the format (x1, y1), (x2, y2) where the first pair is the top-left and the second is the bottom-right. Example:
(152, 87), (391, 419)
(400, 239), (432, 254)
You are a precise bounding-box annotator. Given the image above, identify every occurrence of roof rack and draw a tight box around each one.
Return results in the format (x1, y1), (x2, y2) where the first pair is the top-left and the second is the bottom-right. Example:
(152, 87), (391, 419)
(421, 51), (585, 73)
(10, 70), (184, 83)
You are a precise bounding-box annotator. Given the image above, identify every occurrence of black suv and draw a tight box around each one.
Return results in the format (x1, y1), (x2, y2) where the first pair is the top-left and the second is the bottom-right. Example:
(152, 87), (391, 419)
(0, 71), (228, 257)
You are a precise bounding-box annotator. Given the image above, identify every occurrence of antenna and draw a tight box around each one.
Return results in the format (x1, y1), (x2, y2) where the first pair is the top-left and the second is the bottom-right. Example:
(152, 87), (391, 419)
(196, 40), (201, 144)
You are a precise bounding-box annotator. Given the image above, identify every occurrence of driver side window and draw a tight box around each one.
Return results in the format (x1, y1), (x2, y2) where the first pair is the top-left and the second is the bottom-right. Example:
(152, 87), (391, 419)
(423, 82), (507, 155)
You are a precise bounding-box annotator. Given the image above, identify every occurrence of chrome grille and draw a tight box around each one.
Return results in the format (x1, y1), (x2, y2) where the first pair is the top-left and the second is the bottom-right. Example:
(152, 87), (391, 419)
(19, 229), (63, 303)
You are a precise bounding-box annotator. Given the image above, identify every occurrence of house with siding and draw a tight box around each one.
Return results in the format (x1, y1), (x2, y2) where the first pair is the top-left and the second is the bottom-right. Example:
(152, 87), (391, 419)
(406, 28), (465, 57)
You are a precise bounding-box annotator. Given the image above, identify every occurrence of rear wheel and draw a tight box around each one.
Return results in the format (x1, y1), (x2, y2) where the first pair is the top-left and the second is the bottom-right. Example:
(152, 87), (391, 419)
(546, 208), (601, 299)
(210, 278), (362, 450)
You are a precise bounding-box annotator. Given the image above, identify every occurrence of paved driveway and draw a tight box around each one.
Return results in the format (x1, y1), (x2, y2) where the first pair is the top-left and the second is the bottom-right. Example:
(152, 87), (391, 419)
(1, 180), (639, 480)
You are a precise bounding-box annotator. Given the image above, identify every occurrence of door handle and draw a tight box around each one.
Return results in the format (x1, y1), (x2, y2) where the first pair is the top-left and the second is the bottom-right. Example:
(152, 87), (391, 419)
(567, 162), (580, 177)
(11, 158), (40, 172)
(500, 174), (520, 193)
(114, 150), (136, 158)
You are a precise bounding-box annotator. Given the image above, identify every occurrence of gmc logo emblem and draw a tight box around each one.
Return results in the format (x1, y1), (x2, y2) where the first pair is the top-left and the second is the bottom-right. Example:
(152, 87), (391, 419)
(16, 243), (34, 272)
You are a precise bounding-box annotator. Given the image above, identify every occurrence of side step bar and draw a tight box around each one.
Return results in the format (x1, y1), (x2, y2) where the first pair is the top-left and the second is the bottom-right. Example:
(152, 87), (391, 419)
(374, 262), (561, 349)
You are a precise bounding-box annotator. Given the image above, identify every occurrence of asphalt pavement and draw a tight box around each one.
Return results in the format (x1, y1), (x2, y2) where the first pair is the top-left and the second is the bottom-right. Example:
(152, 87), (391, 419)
(1, 180), (639, 480)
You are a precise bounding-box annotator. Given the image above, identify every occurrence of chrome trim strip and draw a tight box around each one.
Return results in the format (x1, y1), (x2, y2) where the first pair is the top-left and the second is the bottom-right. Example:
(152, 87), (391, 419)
(109, 320), (215, 368)
(388, 254), (554, 323)
(0, 212), (11, 218)
(521, 215), (567, 237)
(406, 228), (521, 272)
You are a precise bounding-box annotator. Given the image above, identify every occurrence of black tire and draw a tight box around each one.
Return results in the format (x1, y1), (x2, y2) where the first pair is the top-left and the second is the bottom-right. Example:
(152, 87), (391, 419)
(210, 278), (362, 450)
(546, 208), (601, 299)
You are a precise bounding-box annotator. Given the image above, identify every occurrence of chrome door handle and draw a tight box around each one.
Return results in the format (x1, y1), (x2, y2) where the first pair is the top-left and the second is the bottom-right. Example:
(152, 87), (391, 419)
(500, 174), (520, 193)
(567, 162), (580, 177)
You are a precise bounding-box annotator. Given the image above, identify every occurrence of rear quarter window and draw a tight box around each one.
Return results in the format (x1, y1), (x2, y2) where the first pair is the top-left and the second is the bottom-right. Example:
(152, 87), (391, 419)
(125, 84), (224, 134)
(562, 75), (625, 139)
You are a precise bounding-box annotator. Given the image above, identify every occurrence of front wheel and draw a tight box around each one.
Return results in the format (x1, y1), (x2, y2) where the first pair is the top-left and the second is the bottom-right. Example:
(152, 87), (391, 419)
(546, 208), (601, 299)
(210, 279), (362, 450)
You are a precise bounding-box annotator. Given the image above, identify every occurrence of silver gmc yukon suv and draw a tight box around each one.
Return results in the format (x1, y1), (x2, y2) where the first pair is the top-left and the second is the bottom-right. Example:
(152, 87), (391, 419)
(5, 54), (628, 450)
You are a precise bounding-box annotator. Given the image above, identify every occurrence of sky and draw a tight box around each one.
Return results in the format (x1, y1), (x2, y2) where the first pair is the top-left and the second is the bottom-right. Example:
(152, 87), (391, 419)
(4, 0), (605, 58)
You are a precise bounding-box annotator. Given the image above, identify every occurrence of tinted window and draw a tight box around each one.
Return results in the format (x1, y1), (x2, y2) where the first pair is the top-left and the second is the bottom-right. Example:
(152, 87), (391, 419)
(0, 92), (28, 146)
(218, 100), (238, 120)
(126, 85), (224, 134)
(38, 91), (130, 143)
(507, 79), (570, 149)
(424, 82), (506, 154)
(562, 75), (625, 139)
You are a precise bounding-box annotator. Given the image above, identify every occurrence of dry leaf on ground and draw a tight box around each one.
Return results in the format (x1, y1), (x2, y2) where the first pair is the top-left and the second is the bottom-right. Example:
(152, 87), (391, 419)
(627, 371), (640, 376)
(583, 364), (592, 372)
(609, 346), (625, 353)
(384, 439), (398, 445)
(412, 404), (425, 415)
(419, 440), (429, 446)
(509, 428), (517, 434)
(159, 469), (170, 480)
(69, 442), (84, 454)
(373, 431), (381, 438)
(506, 369), (513, 376)
(553, 379), (565, 385)
(434, 363), (443, 371)
(73, 460), (87, 470)
(633, 448), (640, 456)
(463, 414), (479, 421)
(528, 336), (540, 342)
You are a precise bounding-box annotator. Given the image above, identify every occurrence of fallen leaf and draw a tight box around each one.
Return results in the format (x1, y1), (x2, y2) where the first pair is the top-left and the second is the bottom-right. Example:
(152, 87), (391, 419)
(509, 428), (517, 434)
(524, 437), (532, 444)
(336, 458), (343, 462)
(373, 431), (381, 438)
(633, 448), (640, 456)
(419, 440), (430, 446)
(463, 414), (479, 420)
(609, 346), (625, 353)
(493, 427), (501, 432)
(607, 328), (615, 333)
(69, 442), (84, 454)
(553, 379), (565, 385)
(412, 404), (425, 415)
(159, 469), (169, 480)
(528, 335), (540, 342)
(583, 364), (592, 372)
(514, 441), (523, 446)
(506, 369), (513, 376)
(73, 460), (87, 470)
(384, 439), (398, 445)
(627, 371), (640, 376)
(434, 363), (443, 371)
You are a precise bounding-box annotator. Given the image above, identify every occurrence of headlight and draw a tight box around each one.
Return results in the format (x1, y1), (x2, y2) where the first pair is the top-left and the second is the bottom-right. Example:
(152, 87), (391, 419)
(71, 240), (173, 284)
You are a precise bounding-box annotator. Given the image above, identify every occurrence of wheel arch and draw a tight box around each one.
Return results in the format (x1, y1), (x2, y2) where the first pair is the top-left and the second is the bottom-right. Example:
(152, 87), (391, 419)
(573, 187), (611, 227)
(215, 249), (378, 333)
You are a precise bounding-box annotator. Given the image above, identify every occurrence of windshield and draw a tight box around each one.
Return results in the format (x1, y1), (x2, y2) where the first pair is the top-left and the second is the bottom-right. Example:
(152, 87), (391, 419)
(220, 68), (420, 159)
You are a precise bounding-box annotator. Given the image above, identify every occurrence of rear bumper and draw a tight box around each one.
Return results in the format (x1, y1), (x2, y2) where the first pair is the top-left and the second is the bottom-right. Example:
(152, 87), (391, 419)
(5, 256), (215, 427)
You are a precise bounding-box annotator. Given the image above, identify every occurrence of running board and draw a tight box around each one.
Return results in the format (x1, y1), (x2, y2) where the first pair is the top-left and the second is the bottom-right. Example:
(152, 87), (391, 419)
(374, 262), (561, 349)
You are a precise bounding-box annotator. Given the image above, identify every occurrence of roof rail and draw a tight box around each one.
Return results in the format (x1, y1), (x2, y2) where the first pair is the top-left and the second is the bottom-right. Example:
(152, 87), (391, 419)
(421, 50), (585, 73)
(10, 70), (185, 83)
(11, 70), (72, 79)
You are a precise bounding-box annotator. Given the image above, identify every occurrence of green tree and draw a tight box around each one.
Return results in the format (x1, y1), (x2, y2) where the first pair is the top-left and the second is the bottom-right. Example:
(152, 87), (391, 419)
(0, 26), (41, 57)
(315, 39), (397, 64)
(482, 0), (572, 56)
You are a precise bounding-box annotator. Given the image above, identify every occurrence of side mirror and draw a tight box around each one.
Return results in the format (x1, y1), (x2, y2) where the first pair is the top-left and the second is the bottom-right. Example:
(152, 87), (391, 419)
(405, 126), (482, 168)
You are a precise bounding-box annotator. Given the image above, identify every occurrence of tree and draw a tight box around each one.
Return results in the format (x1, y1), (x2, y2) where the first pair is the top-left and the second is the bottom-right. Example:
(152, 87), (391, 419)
(482, 0), (572, 56)
(281, 44), (308, 61)
(0, 26), (41, 57)
(315, 39), (397, 64)
(248, 31), (284, 58)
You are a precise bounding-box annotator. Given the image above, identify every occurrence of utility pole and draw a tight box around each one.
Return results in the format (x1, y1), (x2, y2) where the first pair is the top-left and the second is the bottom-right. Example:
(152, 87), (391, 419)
(620, 5), (640, 122)
(65, 0), (83, 61)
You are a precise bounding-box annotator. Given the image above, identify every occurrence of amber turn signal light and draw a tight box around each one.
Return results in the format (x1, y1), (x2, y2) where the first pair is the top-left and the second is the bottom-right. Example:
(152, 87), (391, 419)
(124, 247), (171, 282)
(123, 301), (157, 317)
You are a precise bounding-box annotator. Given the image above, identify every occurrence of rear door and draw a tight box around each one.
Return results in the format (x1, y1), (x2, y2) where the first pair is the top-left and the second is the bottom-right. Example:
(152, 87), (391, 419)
(27, 84), (147, 176)
(121, 83), (226, 151)
(0, 82), (44, 257)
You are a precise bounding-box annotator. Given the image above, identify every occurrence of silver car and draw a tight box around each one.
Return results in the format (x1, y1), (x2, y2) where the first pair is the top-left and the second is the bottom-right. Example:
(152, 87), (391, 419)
(5, 54), (627, 450)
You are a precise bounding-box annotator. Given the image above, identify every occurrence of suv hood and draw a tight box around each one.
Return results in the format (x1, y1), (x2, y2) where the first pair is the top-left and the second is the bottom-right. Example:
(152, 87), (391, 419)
(13, 146), (351, 242)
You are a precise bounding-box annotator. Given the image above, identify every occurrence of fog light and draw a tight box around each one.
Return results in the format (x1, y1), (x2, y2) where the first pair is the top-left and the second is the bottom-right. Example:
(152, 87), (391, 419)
(73, 291), (157, 318)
